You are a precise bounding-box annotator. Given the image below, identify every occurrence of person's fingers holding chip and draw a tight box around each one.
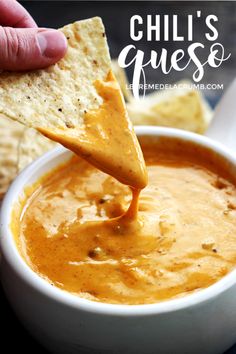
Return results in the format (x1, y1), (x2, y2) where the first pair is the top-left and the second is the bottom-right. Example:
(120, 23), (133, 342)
(0, 27), (68, 71)
(0, 0), (67, 71)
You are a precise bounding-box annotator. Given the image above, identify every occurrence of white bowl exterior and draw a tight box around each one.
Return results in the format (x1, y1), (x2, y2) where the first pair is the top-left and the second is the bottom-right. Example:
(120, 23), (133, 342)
(1, 126), (236, 353)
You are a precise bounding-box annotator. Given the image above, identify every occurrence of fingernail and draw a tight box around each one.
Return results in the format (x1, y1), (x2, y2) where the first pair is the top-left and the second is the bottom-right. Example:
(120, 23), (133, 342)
(37, 30), (67, 58)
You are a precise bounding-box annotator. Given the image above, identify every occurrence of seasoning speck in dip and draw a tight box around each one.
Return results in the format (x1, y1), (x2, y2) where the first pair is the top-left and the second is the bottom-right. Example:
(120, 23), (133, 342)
(13, 138), (236, 304)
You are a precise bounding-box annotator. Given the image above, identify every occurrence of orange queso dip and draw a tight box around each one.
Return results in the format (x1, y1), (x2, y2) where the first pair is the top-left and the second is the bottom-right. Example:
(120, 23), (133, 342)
(13, 137), (236, 305)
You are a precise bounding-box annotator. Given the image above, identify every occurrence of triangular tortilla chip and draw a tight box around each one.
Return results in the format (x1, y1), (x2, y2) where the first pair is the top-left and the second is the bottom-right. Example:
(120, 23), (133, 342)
(0, 18), (147, 189)
(127, 80), (213, 134)
(17, 128), (58, 172)
(0, 116), (24, 199)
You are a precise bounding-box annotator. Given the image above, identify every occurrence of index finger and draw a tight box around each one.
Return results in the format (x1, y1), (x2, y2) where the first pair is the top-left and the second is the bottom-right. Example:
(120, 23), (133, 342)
(0, 0), (37, 28)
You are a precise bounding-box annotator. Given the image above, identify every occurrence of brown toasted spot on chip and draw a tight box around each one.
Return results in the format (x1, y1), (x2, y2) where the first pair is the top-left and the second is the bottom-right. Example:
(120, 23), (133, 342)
(65, 122), (75, 129)
(74, 32), (81, 42)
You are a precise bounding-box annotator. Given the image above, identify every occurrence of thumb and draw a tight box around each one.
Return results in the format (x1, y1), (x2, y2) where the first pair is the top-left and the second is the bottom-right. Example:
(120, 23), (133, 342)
(0, 27), (67, 71)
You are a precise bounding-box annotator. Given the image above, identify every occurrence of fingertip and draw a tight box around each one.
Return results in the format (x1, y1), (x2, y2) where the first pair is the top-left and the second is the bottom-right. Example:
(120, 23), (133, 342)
(37, 29), (67, 61)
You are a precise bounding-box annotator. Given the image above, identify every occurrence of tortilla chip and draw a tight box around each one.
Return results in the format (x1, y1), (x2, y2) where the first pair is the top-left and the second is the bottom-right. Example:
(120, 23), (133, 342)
(127, 80), (213, 134)
(0, 116), (24, 198)
(0, 17), (146, 189)
(0, 17), (110, 131)
(17, 128), (58, 172)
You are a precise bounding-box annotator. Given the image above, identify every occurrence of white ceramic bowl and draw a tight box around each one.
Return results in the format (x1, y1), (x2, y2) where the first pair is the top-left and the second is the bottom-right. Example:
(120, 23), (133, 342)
(1, 126), (236, 354)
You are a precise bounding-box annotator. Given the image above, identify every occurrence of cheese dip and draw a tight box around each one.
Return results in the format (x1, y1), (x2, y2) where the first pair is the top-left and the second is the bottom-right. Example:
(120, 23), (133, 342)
(14, 138), (236, 305)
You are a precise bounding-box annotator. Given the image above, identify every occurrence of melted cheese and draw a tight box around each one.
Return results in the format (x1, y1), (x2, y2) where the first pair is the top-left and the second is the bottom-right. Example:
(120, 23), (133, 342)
(15, 141), (236, 304)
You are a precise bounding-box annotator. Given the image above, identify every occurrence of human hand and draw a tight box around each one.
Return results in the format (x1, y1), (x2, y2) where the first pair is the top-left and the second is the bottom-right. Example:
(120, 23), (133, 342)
(0, 0), (67, 71)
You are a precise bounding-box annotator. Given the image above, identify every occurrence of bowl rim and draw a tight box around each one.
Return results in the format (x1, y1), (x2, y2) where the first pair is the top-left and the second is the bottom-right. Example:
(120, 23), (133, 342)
(1, 125), (236, 317)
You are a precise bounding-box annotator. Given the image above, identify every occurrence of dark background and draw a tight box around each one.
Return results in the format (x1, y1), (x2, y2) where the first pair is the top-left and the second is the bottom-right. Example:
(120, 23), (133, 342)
(1, 1), (236, 353)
